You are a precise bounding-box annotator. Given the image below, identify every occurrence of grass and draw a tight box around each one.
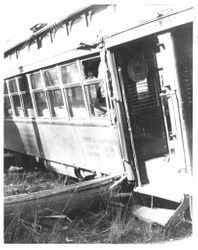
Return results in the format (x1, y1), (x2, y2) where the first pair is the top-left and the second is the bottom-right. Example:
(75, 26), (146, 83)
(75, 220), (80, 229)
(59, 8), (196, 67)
(4, 195), (192, 244)
(4, 169), (76, 196)
(4, 168), (192, 243)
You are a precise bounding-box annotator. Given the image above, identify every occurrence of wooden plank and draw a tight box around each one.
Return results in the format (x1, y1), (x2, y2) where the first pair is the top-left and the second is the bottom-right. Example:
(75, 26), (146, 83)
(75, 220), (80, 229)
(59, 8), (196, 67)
(4, 175), (120, 225)
(5, 175), (118, 204)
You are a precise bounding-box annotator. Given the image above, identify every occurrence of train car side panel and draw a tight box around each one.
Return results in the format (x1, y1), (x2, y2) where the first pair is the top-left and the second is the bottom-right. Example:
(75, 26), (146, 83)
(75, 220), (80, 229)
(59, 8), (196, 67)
(4, 120), (124, 175)
(4, 120), (41, 157)
(36, 123), (124, 175)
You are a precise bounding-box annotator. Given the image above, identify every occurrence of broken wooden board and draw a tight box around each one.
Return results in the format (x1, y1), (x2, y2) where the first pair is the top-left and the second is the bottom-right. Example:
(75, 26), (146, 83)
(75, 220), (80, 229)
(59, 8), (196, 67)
(4, 175), (120, 226)
(132, 194), (190, 227)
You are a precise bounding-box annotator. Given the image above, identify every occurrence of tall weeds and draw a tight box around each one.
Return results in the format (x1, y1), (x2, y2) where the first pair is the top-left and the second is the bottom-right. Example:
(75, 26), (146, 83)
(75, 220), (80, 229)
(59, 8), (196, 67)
(4, 192), (192, 243)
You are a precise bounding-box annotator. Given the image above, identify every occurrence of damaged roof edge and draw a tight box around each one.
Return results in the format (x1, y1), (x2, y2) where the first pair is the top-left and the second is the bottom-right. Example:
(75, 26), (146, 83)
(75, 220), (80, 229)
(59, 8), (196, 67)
(4, 4), (109, 55)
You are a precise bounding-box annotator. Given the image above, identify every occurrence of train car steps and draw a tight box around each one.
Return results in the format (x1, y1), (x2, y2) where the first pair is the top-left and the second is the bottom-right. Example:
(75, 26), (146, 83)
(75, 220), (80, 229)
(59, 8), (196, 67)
(132, 194), (189, 227)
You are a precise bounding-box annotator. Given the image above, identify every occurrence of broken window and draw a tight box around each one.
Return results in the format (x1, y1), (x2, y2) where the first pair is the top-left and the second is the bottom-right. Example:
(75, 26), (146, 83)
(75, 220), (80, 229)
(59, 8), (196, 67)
(82, 57), (107, 117)
(82, 57), (101, 80)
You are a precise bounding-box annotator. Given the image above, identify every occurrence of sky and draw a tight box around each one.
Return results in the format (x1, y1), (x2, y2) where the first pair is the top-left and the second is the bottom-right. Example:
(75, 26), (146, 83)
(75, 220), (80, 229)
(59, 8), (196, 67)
(2, 0), (88, 43)
(2, 0), (195, 44)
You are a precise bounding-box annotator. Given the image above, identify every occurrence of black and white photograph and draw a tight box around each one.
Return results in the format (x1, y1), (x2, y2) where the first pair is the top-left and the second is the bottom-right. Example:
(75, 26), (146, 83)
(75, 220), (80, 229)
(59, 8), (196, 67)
(2, 0), (196, 246)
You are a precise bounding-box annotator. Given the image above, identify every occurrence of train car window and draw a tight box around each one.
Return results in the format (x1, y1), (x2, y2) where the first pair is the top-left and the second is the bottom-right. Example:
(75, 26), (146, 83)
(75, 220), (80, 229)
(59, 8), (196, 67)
(8, 78), (18, 93)
(22, 93), (35, 117)
(4, 96), (12, 118)
(4, 82), (8, 94)
(61, 62), (87, 119)
(5, 77), (29, 118)
(82, 57), (101, 79)
(43, 68), (59, 87)
(18, 75), (35, 118)
(82, 57), (107, 117)
(30, 72), (43, 89)
(65, 87), (87, 118)
(85, 82), (107, 117)
(48, 89), (66, 117)
(61, 63), (80, 84)
(18, 76), (29, 91)
(12, 95), (23, 117)
(34, 91), (49, 117)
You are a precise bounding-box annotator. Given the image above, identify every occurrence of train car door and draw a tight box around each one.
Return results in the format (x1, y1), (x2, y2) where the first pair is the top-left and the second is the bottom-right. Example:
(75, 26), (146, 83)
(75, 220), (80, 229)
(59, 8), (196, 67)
(113, 25), (192, 188)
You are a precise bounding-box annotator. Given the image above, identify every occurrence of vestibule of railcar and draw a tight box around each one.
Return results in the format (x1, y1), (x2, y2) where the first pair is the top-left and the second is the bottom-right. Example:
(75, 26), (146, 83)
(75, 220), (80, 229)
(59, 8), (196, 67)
(110, 23), (192, 195)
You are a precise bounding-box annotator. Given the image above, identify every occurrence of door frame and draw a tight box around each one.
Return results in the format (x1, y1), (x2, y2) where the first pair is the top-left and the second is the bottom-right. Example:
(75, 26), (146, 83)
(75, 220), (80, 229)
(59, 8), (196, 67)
(106, 49), (142, 186)
(156, 30), (192, 174)
(105, 27), (192, 187)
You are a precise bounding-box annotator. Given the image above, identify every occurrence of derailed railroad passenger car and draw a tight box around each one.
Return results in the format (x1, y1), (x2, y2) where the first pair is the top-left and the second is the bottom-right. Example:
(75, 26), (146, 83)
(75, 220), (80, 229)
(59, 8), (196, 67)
(4, 4), (194, 226)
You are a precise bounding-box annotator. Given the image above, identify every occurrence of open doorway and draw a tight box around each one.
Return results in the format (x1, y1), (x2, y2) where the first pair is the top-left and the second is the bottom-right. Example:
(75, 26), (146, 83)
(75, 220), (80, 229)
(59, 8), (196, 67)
(114, 25), (192, 187)
(114, 37), (169, 184)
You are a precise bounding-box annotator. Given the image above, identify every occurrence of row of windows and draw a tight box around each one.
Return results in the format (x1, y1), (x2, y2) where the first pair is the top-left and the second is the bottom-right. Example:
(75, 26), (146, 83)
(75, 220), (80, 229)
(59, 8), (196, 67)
(4, 56), (108, 120)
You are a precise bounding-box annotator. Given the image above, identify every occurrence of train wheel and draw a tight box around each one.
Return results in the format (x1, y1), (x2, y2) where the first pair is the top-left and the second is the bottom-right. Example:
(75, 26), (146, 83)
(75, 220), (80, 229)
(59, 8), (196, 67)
(75, 168), (96, 181)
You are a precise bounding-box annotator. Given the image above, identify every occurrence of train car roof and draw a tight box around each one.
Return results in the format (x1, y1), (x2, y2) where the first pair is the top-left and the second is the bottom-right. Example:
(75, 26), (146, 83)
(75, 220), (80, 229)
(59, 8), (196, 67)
(4, 4), (99, 53)
(4, 4), (193, 55)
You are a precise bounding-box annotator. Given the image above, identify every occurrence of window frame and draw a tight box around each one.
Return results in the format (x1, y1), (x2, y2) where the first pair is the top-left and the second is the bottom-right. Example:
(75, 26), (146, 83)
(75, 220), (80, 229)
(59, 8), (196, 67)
(19, 76), (35, 118)
(28, 70), (52, 119)
(4, 54), (110, 123)
(5, 77), (25, 118)
(5, 76), (36, 119)
(28, 67), (68, 120)
(4, 81), (13, 119)
(79, 55), (109, 119)
(60, 61), (89, 120)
